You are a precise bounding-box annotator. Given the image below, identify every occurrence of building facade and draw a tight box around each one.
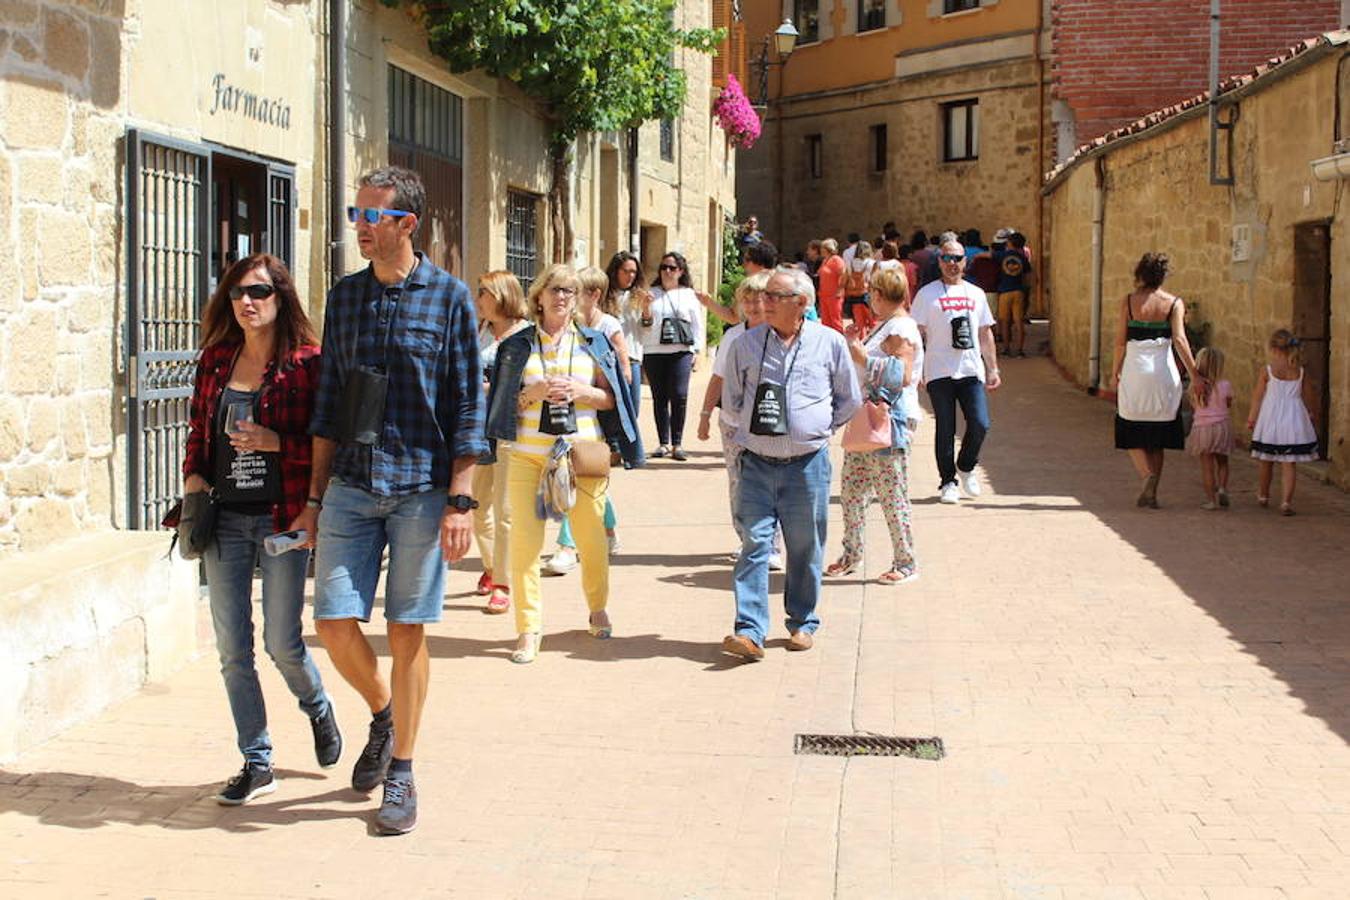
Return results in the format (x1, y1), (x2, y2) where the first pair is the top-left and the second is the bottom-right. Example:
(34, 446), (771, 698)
(1044, 33), (1350, 489)
(0, 0), (737, 759)
(737, 0), (1053, 274)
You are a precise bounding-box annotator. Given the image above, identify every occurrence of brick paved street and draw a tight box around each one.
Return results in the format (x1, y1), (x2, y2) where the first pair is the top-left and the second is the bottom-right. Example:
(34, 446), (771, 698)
(4, 354), (1350, 899)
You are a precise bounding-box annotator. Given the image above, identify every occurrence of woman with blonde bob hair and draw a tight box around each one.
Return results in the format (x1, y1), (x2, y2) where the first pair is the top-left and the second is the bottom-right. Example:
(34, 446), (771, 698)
(483, 264), (643, 663)
(471, 270), (531, 613)
(827, 266), (922, 585)
(695, 270), (784, 567)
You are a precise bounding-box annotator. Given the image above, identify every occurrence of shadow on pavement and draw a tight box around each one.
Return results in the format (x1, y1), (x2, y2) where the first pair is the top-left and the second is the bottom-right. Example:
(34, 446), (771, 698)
(976, 355), (1350, 744)
(0, 769), (374, 832)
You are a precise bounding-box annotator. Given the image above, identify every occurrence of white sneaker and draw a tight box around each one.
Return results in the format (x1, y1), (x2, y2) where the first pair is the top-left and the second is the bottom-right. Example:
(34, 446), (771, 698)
(768, 553), (785, 572)
(542, 547), (578, 576)
(939, 482), (960, 504)
(607, 533), (621, 555)
(959, 469), (981, 498)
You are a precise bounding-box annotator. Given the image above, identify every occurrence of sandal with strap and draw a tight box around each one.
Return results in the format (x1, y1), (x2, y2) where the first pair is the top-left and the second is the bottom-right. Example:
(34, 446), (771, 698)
(825, 558), (859, 578)
(510, 633), (542, 664)
(588, 610), (612, 639)
(485, 587), (510, 614)
(878, 567), (919, 586)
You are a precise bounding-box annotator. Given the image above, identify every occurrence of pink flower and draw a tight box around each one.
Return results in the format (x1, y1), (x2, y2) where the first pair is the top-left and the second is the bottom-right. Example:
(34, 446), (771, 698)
(713, 74), (762, 149)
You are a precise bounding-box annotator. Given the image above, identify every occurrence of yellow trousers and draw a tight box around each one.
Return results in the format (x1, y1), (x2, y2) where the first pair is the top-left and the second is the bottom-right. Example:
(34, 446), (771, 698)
(471, 457), (512, 585)
(506, 446), (609, 635)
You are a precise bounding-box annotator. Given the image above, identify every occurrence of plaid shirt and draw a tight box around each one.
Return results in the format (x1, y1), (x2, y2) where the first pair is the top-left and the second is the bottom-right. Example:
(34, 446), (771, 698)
(184, 342), (322, 533)
(310, 254), (486, 496)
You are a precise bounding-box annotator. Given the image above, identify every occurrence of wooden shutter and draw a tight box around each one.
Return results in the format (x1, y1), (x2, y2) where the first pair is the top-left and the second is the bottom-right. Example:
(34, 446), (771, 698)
(712, 0), (730, 88)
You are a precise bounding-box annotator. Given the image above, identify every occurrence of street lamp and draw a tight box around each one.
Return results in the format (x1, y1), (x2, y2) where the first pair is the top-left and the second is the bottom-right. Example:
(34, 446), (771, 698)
(754, 18), (799, 107)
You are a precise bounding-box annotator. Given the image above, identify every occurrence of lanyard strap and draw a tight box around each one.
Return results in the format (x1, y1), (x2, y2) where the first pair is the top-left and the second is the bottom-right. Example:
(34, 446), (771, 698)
(755, 324), (804, 389)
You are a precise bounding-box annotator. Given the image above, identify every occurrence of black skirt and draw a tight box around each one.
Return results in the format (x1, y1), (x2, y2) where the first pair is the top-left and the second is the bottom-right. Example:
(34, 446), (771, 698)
(1115, 414), (1184, 450)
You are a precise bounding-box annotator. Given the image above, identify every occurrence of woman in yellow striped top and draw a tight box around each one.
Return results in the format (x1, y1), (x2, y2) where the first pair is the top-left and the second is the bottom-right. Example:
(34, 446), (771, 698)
(505, 265), (618, 663)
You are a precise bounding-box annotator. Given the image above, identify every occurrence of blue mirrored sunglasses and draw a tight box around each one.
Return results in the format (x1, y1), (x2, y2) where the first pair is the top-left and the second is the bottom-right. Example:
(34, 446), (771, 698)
(346, 206), (413, 225)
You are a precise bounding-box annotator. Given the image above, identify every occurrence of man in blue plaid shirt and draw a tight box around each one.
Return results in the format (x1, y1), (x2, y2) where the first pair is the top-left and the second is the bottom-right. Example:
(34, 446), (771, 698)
(293, 166), (485, 836)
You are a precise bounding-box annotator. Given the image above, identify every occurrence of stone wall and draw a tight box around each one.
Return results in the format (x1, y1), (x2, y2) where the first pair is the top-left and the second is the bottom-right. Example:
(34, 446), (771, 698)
(0, 0), (126, 555)
(1046, 49), (1350, 488)
(1052, 0), (1343, 146)
(744, 57), (1047, 265)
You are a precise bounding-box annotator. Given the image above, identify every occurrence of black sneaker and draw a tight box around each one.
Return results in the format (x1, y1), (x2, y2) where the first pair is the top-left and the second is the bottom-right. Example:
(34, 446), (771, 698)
(351, 721), (393, 792)
(215, 764), (276, 806)
(310, 702), (343, 769)
(374, 775), (417, 835)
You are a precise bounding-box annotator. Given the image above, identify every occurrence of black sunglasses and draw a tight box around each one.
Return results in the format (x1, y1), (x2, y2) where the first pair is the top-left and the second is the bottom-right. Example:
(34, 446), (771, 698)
(229, 283), (276, 301)
(659, 263), (682, 272)
(939, 254), (964, 264)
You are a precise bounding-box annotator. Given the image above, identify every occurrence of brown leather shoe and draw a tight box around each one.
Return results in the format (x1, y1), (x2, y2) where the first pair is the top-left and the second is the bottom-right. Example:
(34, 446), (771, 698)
(787, 631), (814, 652)
(721, 634), (764, 661)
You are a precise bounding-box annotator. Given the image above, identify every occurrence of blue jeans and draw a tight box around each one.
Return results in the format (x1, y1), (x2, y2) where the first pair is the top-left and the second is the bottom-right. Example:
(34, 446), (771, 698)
(625, 359), (646, 465)
(732, 448), (830, 644)
(204, 509), (329, 767)
(925, 376), (990, 487)
(313, 480), (447, 624)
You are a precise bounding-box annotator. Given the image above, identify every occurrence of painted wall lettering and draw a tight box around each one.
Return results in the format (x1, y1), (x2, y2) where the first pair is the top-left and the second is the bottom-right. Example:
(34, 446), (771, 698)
(208, 73), (292, 130)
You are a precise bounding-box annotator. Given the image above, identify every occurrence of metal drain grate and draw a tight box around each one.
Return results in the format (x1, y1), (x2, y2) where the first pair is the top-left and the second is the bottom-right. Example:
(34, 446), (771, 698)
(794, 734), (945, 760)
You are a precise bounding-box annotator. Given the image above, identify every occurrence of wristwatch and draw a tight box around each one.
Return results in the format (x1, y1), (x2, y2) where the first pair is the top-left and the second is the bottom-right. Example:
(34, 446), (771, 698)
(445, 493), (479, 511)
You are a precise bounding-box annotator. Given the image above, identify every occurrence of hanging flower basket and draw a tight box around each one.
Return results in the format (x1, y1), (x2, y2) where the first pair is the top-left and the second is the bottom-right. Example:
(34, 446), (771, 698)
(713, 75), (762, 149)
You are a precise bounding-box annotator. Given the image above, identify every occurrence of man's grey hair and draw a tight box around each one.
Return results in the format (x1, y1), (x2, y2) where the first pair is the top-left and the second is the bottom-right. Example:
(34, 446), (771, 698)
(359, 166), (425, 232)
(776, 264), (816, 306)
(938, 230), (958, 245)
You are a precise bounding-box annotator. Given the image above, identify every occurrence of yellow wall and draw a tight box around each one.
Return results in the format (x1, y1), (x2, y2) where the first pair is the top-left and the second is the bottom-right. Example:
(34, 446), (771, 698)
(744, 0), (1041, 99)
(1046, 50), (1350, 488)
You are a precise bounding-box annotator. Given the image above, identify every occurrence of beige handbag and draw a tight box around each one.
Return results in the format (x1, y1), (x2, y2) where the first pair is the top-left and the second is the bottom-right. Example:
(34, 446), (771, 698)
(569, 439), (612, 478)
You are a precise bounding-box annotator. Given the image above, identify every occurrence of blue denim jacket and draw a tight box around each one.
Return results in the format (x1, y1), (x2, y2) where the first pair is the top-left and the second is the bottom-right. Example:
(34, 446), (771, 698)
(484, 324), (644, 468)
(863, 356), (913, 453)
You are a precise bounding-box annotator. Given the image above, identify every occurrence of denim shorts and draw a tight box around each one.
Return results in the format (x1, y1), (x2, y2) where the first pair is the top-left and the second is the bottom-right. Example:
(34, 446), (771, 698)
(313, 480), (446, 624)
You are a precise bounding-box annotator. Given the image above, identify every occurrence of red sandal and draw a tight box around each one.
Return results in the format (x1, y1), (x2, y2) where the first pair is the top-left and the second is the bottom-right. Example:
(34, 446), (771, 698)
(485, 587), (510, 614)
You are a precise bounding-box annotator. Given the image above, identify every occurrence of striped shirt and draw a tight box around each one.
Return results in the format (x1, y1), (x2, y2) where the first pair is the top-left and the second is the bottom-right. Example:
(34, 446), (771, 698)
(513, 326), (603, 457)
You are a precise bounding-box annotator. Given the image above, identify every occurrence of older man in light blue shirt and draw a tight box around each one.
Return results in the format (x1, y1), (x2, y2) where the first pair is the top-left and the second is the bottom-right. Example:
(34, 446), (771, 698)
(719, 266), (861, 660)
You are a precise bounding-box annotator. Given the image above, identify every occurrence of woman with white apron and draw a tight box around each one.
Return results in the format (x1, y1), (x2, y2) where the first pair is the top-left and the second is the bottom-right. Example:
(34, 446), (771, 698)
(1111, 252), (1197, 508)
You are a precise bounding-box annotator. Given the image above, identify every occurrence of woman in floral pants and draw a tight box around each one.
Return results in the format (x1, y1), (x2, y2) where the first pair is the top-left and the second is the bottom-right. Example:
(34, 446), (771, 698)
(827, 268), (921, 585)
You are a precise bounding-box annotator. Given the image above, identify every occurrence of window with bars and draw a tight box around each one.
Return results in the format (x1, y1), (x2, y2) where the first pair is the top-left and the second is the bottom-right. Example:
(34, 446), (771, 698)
(943, 0), (980, 13)
(660, 119), (675, 161)
(388, 66), (463, 164)
(870, 124), (887, 172)
(858, 0), (886, 32)
(506, 189), (540, 287)
(942, 99), (979, 162)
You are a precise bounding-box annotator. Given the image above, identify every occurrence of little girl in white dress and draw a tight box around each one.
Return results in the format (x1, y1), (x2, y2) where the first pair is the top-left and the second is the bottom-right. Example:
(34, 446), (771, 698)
(1247, 329), (1319, 515)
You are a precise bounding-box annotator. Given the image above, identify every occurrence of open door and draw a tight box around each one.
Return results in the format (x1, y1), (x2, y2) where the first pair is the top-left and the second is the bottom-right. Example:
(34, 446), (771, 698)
(1291, 220), (1331, 459)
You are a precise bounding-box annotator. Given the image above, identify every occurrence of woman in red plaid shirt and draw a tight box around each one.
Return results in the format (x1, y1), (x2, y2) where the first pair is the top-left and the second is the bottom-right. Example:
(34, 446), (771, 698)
(183, 254), (341, 806)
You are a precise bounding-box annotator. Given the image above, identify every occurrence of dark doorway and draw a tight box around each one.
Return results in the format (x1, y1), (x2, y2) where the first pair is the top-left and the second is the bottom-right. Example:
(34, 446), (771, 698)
(1292, 220), (1332, 459)
(209, 149), (294, 282)
(211, 154), (264, 278)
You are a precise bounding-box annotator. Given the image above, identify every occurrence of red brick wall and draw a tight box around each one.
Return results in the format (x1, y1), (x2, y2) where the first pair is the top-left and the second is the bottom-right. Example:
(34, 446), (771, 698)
(1052, 0), (1342, 145)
